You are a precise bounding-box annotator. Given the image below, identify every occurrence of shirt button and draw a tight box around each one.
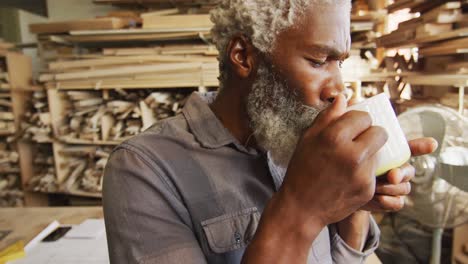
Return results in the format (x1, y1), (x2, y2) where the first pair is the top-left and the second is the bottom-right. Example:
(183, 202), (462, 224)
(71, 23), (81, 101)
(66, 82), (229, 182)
(234, 231), (242, 244)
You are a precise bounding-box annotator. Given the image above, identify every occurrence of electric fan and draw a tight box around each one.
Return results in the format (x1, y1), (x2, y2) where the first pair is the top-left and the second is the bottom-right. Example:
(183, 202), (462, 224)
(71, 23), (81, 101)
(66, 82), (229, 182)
(397, 105), (468, 264)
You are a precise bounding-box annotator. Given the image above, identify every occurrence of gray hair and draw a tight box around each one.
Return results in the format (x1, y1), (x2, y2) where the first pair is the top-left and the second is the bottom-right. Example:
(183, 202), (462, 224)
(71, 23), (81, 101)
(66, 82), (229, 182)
(210, 0), (350, 89)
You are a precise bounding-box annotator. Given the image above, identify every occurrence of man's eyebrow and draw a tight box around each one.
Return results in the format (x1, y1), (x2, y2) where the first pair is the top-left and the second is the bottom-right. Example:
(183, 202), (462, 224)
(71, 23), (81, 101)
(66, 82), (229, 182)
(305, 44), (350, 60)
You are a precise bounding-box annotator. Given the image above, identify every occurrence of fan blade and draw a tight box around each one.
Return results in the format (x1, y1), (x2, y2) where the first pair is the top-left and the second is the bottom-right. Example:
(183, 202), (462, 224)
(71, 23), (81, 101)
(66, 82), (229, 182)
(439, 163), (468, 192)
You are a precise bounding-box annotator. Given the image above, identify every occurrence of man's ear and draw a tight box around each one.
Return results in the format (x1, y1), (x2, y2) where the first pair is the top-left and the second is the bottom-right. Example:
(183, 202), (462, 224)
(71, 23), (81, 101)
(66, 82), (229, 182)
(226, 35), (257, 79)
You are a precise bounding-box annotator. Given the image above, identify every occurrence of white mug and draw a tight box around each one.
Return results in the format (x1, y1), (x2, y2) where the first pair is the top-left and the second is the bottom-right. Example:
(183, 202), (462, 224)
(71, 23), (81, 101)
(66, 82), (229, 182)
(347, 93), (411, 176)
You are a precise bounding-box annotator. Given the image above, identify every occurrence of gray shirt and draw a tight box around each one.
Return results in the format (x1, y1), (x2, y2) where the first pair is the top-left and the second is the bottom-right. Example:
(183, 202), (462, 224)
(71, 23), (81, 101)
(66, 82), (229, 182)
(103, 92), (380, 264)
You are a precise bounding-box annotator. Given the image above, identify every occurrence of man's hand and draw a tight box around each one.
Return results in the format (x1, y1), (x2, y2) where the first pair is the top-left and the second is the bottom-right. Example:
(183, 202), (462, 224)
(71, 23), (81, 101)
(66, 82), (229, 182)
(362, 137), (438, 212)
(243, 94), (388, 263)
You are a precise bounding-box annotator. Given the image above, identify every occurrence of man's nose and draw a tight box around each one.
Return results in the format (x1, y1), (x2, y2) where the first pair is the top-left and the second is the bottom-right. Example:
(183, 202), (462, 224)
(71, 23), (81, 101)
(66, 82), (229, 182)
(320, 72), (345, 103)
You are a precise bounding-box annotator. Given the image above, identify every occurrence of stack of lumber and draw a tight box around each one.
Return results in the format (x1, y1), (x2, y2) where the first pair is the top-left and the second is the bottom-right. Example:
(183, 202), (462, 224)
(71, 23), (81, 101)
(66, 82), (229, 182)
(28, 4), (220, 199)
(58, 145), (113, 195)
(57, 90), (188, 144)
(26, 145), (57, 193)
(0, 56), (15, 136)
(30, 7), (214, 44)
(377, 1), (468, 55)
(21, 90), (53, 143)
(0, 138), (23, 207)
(40, 44), (218, 90)
(351, 0), (386, 49)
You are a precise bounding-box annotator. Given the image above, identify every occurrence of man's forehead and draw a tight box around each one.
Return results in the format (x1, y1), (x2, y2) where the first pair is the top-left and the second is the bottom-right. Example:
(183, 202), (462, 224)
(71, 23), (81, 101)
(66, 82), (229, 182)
(295, 5), (351, 49)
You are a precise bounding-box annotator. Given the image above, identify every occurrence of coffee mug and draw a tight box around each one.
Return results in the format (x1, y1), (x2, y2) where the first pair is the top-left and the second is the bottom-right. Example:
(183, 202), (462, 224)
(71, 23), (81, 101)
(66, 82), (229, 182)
(347, 93), (411, 176)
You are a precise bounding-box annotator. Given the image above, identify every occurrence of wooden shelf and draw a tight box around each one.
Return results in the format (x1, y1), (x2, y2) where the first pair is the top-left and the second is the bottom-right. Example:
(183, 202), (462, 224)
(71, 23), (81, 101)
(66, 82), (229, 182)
(402, 74), (468, 87)
(386, 0), (422, 13)
(59, 137), (124, 146)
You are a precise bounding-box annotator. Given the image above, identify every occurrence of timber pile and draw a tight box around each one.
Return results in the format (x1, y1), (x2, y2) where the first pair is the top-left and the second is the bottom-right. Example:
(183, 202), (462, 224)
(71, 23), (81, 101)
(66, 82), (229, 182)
(0, 56), (15, 136)
(29, 4), (219, 199)
(351, 0), (386, 49)
(21, 90), (53, 143)
(57, 90), (188, 144)
(40, 44), (219, 90)
(58, 145), (113, 195)
(377, 1), (468, 59)
(31, 6), (214, 44)
(0, 137), (23, 207)
(27, 145), (57, 193)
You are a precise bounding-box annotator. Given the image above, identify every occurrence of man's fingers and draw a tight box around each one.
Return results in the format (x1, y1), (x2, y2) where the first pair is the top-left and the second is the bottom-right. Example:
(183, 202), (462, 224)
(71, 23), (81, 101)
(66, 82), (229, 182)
(385, 163), (415, 185)
(354, 126), (388, 157)
(376, 182), (411, 196)
(373, 195), (405, 212)
(328, 110), (373, 141)
(409, 137), (438, 156)
(306, 93), (347, 135)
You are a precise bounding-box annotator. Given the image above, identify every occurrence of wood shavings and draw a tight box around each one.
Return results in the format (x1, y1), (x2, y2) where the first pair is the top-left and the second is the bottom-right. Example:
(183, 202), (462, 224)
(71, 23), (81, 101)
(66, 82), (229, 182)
(27, 144), (57, 193)
(21, 90), (53, 143)
(58, 145), (113, 194)
(60, 89), (189, 143)
(0, 136), (23, 207)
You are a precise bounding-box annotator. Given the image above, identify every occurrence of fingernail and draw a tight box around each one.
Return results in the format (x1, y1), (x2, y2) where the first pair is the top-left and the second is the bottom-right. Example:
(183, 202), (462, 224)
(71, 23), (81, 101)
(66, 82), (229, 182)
(431, 138), (439, 151)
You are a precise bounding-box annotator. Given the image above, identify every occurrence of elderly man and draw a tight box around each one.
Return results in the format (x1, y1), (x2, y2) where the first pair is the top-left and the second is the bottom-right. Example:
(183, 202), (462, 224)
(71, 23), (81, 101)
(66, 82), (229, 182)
(103, 1), (436, 263)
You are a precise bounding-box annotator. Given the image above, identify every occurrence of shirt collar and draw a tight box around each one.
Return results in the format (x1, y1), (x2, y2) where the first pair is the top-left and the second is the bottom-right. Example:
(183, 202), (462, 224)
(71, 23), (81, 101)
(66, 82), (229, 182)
(183, 92), (257, 155)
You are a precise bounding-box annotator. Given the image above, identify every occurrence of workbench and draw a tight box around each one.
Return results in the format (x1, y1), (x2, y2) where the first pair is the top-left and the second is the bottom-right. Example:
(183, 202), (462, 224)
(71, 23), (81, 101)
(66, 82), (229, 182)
(0, 206), (383, 264)
(0, 207), (103, 252)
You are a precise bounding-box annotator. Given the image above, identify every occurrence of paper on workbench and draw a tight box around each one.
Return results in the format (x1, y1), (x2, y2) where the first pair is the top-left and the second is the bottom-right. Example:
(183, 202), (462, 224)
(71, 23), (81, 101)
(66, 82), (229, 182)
(64, 219), (105, 239)
(8, 232), (109, 264)
(8, 219), (109, 264)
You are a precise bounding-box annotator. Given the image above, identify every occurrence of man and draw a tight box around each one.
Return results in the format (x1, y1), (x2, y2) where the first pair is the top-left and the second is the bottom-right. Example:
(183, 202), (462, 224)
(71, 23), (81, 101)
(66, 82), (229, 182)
(103, 1), (437, 263)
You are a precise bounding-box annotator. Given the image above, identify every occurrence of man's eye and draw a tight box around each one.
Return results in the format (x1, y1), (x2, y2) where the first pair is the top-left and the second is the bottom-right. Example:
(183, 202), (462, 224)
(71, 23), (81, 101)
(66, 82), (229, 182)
(308, 59), (326, 68)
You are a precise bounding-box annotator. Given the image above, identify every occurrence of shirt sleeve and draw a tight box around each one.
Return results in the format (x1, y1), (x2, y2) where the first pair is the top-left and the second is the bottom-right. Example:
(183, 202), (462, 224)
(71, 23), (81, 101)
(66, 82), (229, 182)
(329, 215), (380, 264)
(103, 145), (207, 264)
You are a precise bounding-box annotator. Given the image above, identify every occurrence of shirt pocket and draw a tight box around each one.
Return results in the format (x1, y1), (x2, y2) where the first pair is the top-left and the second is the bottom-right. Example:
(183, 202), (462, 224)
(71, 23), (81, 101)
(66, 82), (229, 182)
(201, 207), (260, 254)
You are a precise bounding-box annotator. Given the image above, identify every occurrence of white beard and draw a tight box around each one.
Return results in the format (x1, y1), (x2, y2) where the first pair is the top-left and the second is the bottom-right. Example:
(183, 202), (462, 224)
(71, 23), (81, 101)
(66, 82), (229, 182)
(246, 60), (326, 168)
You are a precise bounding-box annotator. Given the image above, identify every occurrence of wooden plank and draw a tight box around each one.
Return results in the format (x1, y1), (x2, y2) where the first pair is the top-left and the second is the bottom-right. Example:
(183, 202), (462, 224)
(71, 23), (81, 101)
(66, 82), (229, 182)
(17, 141), (49, 206)
(29, 18), (129, 34)
(40, 62), (206, 81)
(422, 8), (464, 24)
(59, 136), (123, 146)
(415, 23), (453, 38)
(46, 76), (219, 89)
(378, 27), (468, 48)
(402, 74), (468, 86)
(140, 8), (180, 18)
(446, 61), (468, 71)
(102, 44), (218, 56)
(6, 53), (33, 131)
(44, 66), (219, 89)
(69, 27), (209, 35)
(416, 27), (468, 44)
(142, 14), (213, 30)
(419, 37), (468, 56)
(56, 31), (210, 43)
(49, 55), (216, 70)
(387, 0), (422, 13)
